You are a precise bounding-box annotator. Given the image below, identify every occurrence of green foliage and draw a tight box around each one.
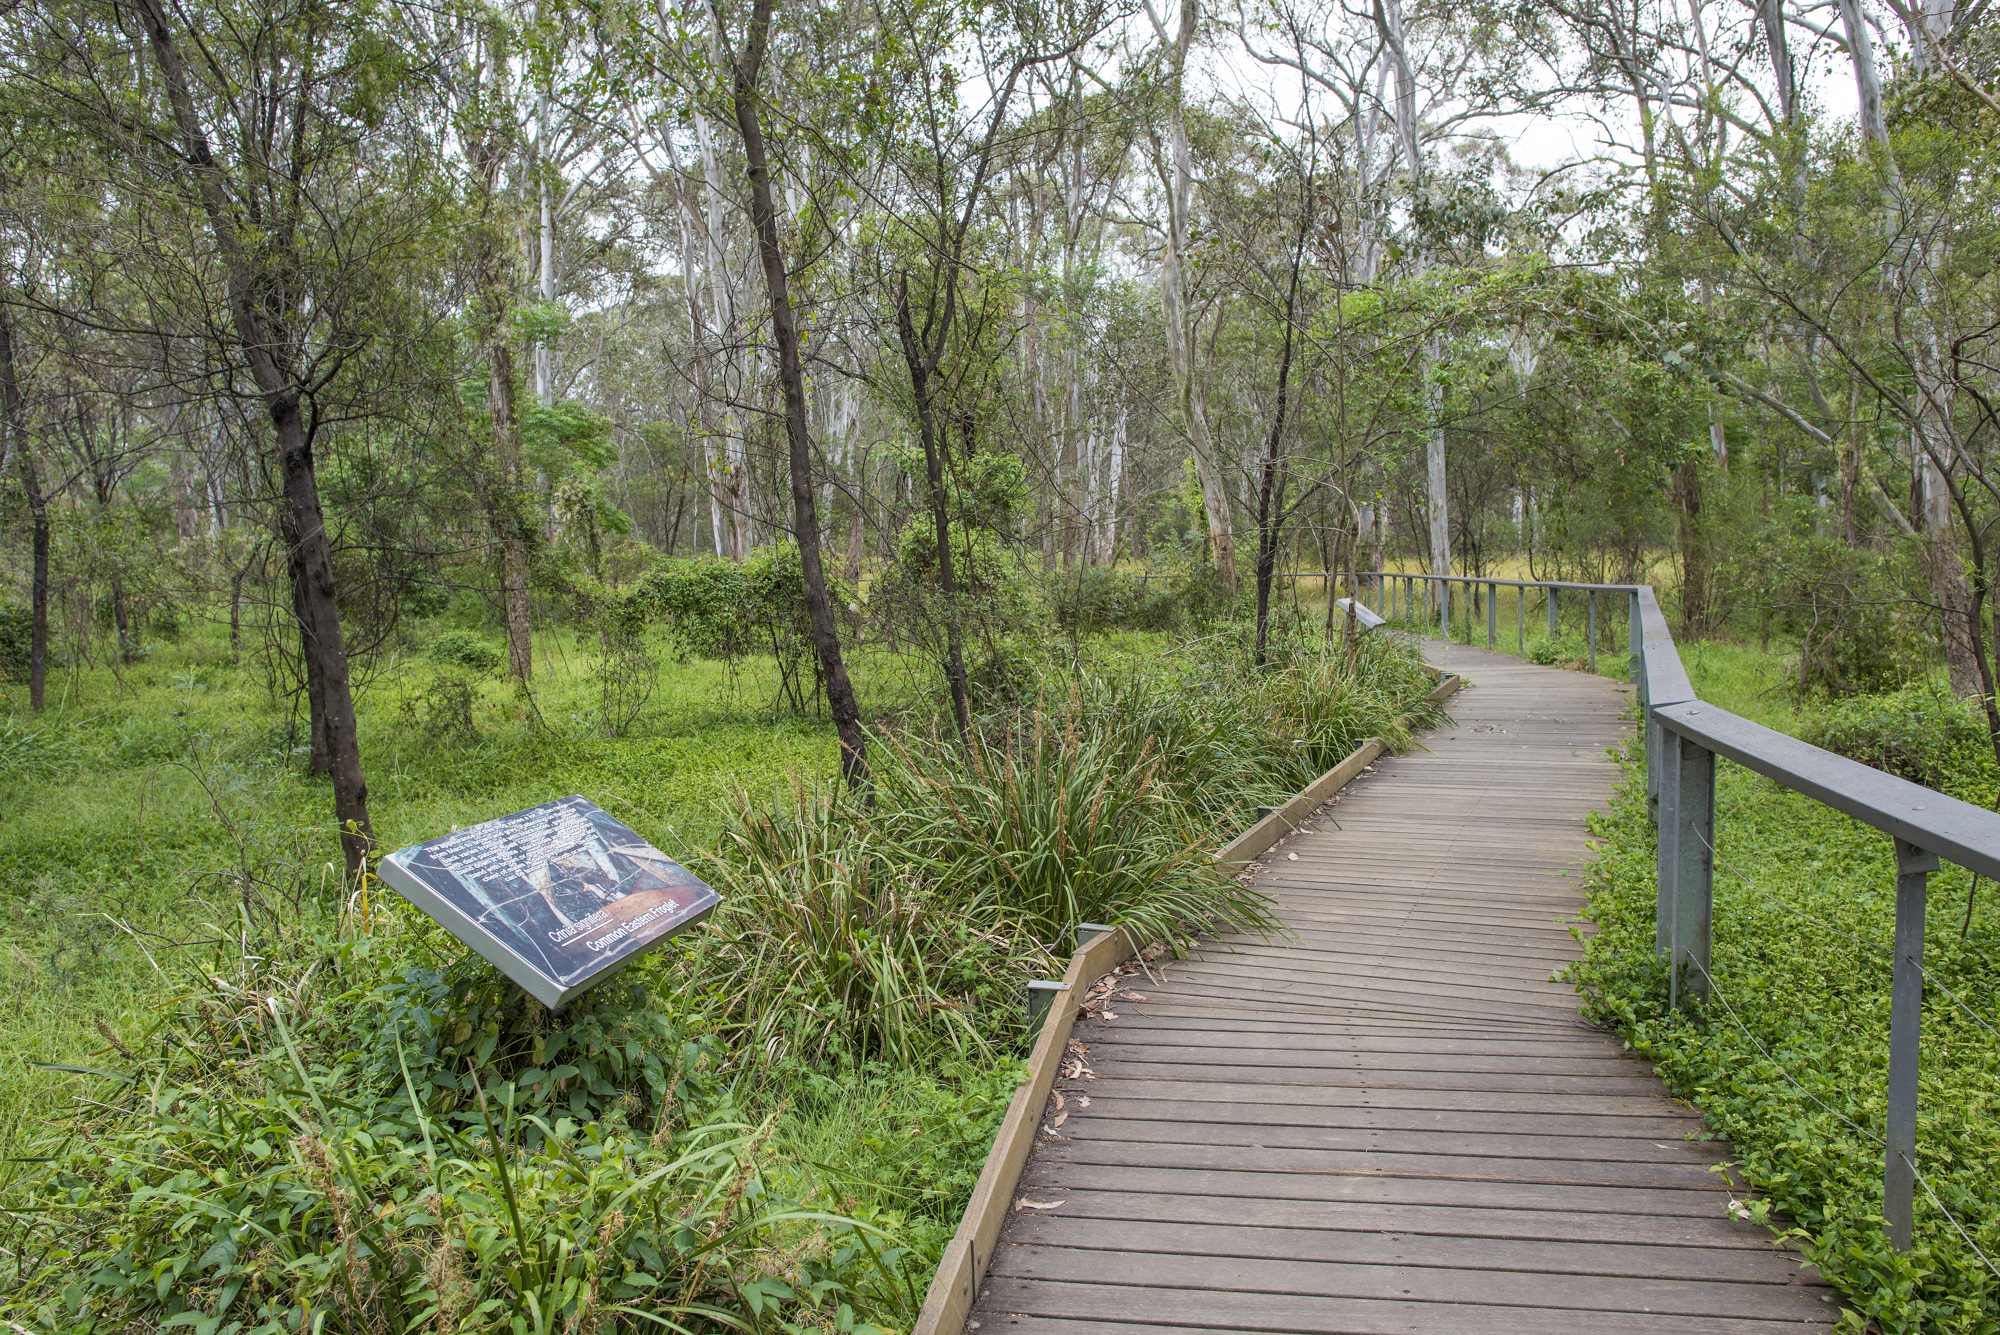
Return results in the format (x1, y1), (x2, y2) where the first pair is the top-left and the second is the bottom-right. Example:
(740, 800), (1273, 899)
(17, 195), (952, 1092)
(632, 546), (852, 716)
(2, 911), (918, 1335)
(522, 401), (617, 481)
(399, 670), (483, 748)
(1573, 747), (2000, 1331)
(0, 608), (31, 681)
(424, 629), (506, 674)
(779, 1058), (1027, 1231)
(1734, 527), (1928, 699)
(1801, 681), (1999, 798)
(695, 780), (1039, 1065)
(1058, 633), (1441, 818)
(1044, 567), (1182, 635)
(0, 715), (77, 783)
(1524, 630), (1596, 669)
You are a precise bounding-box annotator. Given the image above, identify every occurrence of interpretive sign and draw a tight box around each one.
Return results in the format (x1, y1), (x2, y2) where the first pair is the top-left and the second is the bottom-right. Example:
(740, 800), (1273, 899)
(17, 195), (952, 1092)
(375, 795), (721, 1009)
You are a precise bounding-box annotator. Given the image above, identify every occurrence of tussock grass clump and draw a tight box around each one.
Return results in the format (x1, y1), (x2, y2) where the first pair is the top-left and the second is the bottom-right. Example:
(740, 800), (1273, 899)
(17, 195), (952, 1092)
(695, 634), (1442, 1066)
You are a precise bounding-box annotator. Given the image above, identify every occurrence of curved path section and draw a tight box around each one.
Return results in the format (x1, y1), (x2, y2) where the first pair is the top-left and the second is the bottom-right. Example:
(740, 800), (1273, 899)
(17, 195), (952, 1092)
(965, 642), (1835, 1334)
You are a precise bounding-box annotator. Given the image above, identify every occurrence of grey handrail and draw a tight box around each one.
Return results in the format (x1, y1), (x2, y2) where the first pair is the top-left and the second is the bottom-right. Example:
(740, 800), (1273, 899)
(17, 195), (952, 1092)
(1340, 568), (2000, 1255)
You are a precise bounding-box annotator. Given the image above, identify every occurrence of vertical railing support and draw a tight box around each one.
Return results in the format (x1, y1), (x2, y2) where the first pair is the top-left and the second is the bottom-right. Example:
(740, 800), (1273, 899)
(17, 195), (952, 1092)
(1628, 592), (1641, 685)
(1517, 585), (1525, 656)
(1588, 591), (1598, 673)
(1439, 578), (1449, 640)
(1548, 586), (1559, 637)
(1885, 838), (1935, 1252)
(1655, 725), (1715, 1009)
(1486, 582), (1497, 649)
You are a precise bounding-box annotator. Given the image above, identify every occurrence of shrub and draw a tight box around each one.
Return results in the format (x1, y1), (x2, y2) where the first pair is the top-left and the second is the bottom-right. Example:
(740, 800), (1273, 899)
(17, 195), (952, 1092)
(1799, 680), (1997, 800)
(1044, 567), (1181, 635)
(423, 629), (505, 674)
(1525, 630), (1594, 669)
(594, 630), (658, 737)
(398, 670), (482, 747)
(866, 522), (1039, 665)
(633, 546), (853, 715)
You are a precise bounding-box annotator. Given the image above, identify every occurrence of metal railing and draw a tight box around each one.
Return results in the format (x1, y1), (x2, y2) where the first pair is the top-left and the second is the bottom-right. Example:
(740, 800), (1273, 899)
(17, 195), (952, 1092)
(1341, 569), (2000, 1256)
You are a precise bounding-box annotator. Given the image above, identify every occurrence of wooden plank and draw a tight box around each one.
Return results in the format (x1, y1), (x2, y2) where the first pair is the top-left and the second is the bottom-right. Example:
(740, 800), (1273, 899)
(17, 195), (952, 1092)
(1074, 1040), (1652, 1078)
(998, 1217), (1820, 1286)
(973, 1277), (1828, 1334)
(1017, 1161), (1741, 1216)
(1008, 1188), (1785, 1249)
(1058, 1116), (1731, 1166)
(1059, 1096), (1704, 1138)
(985, 1248), (1831, 1320)
(1041, 1139), (1741, 1191)
(1037, 1079), (1699, 1120)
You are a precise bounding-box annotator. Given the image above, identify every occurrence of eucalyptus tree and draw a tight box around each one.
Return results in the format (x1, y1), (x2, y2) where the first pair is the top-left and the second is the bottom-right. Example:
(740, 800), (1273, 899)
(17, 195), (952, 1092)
(1135, 0), (1241, 591)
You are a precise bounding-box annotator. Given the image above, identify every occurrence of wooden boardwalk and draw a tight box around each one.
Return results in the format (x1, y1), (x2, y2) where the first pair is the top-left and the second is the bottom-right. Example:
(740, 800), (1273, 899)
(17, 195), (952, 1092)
(966, 642), (1837, 1334)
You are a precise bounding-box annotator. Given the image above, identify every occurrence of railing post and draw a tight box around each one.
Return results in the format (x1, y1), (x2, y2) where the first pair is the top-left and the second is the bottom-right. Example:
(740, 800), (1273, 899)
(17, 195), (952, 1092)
(1588, 591), (1598, 673)
(1486, 582), (1496, 649)
(1633, 594), (1660, 821)
(1628, 591), (1641, 684)
(1885, 838), (1936, 1253)
(1517, 584), (1525, 655)
(1548, 586), (1559, 637)
(1655, 724), (1714, 1009)
(1439, 578), (1449, 640)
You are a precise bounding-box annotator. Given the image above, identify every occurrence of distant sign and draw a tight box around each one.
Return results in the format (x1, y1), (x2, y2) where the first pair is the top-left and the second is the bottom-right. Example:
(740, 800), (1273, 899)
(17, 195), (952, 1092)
(376, 796), (720, 1009)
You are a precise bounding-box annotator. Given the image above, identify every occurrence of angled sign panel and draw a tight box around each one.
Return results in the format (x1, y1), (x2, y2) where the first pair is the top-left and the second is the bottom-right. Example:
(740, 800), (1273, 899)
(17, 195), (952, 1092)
(375, 795), (720, 1008)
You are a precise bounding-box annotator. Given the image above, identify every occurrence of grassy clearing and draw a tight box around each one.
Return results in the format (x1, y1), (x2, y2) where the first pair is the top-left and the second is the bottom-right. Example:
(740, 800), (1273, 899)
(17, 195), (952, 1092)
(1572, 642), (2000, 1332)
(0, 623), (881, 1169)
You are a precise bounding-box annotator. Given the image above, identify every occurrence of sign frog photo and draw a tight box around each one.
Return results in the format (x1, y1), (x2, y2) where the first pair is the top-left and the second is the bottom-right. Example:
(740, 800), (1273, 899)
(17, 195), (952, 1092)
(375, 796), (721, 1008)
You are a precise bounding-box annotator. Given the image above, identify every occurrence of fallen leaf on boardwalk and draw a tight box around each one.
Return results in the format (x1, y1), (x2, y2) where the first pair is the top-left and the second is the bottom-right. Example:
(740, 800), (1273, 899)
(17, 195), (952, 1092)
(1077, 1097), (1091, 1108)
(1015, 1199), (1065, 1211)
(1286, 852), (1299, 861)
(1050, 1112), (1068, 1129)
(1119, 993), (1147, 1002)
(1100, 1011), (1118, 1020)
(1051, 1092), (1065, 1111)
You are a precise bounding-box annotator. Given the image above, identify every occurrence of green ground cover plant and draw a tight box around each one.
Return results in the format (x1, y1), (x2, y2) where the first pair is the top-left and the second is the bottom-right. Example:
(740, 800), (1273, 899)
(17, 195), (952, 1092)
(1572, 643), (2000, 1333)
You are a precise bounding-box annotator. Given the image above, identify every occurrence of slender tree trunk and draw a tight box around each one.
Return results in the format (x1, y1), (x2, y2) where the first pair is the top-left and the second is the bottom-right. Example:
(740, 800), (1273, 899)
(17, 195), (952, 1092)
(489, 338), (535, 685)
(1672, 461), (1710, 638)
(1254, 201), (1309, 666)
(724, 0), (868, 785)
(0, 306), (48, 712)
(287, 525), (331, 774)
(135, 0), (372, 867)
(1150, 0), (1236, 591)
(895, 278), (975, 738)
